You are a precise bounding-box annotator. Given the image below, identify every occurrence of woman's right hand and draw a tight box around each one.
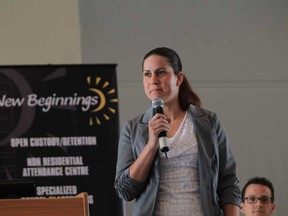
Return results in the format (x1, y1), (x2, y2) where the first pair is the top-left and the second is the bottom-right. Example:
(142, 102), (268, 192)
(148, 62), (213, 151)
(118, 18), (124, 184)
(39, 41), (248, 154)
(147, 113), (170, 149)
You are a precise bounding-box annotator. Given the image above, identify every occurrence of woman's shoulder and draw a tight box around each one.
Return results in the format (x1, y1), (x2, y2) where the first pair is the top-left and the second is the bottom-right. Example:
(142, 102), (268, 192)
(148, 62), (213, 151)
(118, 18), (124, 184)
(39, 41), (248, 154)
(125, 107), (153, 125)
(188, 104), (216, 117)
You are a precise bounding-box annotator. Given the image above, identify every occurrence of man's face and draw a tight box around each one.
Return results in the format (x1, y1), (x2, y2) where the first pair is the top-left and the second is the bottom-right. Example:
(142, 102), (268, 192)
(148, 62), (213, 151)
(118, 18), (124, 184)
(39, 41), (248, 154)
(241, 184), (276, 216)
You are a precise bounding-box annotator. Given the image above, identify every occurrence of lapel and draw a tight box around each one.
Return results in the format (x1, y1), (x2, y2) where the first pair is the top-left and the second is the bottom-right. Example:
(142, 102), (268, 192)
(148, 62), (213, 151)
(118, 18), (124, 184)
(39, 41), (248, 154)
(138, 107), (153, 145)
(136, 105), (213, 155)
(137, 107), (160, 171)
(188, 104), (212, 139)
(188, 105), (214, 177)
(139, 105), (210, 143)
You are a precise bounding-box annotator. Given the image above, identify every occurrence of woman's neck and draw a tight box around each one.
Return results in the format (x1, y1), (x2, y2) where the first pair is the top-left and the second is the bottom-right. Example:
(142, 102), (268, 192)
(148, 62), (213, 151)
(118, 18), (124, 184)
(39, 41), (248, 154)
(163, 105), (186, 138)
(163, 103), (185, 122)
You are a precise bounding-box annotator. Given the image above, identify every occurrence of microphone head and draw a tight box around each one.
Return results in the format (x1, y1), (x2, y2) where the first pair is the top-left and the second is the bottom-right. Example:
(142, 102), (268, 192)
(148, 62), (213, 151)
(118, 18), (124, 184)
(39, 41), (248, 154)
(152, 98), (164, 108)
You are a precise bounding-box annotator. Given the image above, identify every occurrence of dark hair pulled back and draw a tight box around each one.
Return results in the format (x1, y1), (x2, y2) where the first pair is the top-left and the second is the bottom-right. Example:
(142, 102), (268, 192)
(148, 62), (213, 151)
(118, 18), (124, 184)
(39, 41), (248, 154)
(142, 47), (201, 109)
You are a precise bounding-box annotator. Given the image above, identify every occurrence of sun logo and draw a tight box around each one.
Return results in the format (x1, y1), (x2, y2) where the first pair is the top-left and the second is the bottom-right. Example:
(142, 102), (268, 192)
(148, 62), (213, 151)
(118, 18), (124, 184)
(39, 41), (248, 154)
(87, 76), (118, 126)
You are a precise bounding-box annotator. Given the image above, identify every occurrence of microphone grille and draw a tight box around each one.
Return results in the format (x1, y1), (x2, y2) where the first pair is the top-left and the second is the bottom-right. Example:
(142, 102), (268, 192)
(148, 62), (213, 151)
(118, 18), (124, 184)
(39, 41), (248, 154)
(152, 98), (164, 108)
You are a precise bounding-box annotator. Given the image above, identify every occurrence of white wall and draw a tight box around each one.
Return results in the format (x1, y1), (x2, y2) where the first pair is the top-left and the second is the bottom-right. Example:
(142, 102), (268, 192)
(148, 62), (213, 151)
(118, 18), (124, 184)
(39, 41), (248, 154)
(0, 0), (81, 64)
(79, 1), (288, 215)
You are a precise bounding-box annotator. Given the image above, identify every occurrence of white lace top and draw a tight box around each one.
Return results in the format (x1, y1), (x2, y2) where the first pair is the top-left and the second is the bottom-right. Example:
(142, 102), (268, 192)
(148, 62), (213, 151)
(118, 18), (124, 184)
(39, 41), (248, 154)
(153, 111), (204, 216)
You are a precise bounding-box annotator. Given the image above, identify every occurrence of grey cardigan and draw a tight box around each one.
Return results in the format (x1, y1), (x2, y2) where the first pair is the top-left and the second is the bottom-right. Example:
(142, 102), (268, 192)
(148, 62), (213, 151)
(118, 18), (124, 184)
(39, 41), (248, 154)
(114, 105), (241, 216)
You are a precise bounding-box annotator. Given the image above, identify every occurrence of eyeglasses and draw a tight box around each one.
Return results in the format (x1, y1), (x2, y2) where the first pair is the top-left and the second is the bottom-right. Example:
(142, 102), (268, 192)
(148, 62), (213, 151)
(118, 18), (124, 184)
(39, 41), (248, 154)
(245, 196), (273, 204)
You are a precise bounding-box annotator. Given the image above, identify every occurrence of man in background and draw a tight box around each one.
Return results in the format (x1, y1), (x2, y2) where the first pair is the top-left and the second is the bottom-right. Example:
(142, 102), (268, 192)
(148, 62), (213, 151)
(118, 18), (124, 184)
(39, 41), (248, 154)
(241, 176), (276, 216)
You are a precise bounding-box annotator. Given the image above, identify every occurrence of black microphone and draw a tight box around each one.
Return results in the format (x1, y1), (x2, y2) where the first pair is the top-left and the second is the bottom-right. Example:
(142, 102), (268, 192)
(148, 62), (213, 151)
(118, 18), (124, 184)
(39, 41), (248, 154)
(152, 98), (169, 158)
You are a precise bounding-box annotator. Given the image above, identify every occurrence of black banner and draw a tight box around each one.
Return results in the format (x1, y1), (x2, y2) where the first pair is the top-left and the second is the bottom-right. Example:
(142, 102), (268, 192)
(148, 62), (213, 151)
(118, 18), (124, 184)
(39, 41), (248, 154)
(0, 64), (123, 216)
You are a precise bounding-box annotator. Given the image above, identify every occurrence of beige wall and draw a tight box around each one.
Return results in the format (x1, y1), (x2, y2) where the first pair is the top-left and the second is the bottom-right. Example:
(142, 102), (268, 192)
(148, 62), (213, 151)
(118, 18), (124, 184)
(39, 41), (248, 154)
(0, 0), (81, 65)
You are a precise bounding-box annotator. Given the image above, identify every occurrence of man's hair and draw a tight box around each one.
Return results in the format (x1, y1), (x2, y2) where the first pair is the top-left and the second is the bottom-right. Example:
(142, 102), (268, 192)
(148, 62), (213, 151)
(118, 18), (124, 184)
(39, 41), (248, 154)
(241, 176), (275, 202)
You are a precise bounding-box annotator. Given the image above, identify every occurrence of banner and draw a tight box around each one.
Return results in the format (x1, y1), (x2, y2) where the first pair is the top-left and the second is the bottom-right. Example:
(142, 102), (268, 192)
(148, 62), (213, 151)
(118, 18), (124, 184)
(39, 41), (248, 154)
(0, 64), (123, 216)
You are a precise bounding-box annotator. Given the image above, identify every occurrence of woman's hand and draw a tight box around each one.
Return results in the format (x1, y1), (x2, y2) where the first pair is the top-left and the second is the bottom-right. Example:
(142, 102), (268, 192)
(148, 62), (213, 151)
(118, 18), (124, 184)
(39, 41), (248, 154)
(129, 113), (170, 182)
(147, 113), (170, 149)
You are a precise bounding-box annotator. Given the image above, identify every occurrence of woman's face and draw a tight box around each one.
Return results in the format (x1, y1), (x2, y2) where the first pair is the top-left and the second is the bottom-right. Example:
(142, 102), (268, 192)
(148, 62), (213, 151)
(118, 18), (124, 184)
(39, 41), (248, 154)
(142, 54), (182, 104)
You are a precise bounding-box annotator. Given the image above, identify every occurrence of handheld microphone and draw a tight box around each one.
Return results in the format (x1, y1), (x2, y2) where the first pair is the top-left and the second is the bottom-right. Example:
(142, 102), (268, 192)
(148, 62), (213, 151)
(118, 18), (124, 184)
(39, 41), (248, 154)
(152, 98), (169, 158)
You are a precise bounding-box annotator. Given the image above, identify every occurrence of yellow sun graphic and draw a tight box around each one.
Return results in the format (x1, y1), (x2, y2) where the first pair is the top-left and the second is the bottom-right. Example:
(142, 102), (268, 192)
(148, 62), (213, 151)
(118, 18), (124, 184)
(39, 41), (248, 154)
(87, 76), (118, 126)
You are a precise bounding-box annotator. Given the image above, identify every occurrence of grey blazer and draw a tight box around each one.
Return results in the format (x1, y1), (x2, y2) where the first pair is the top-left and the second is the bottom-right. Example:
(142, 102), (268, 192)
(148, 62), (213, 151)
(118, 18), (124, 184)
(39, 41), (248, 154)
(115, 105), (241, 216)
